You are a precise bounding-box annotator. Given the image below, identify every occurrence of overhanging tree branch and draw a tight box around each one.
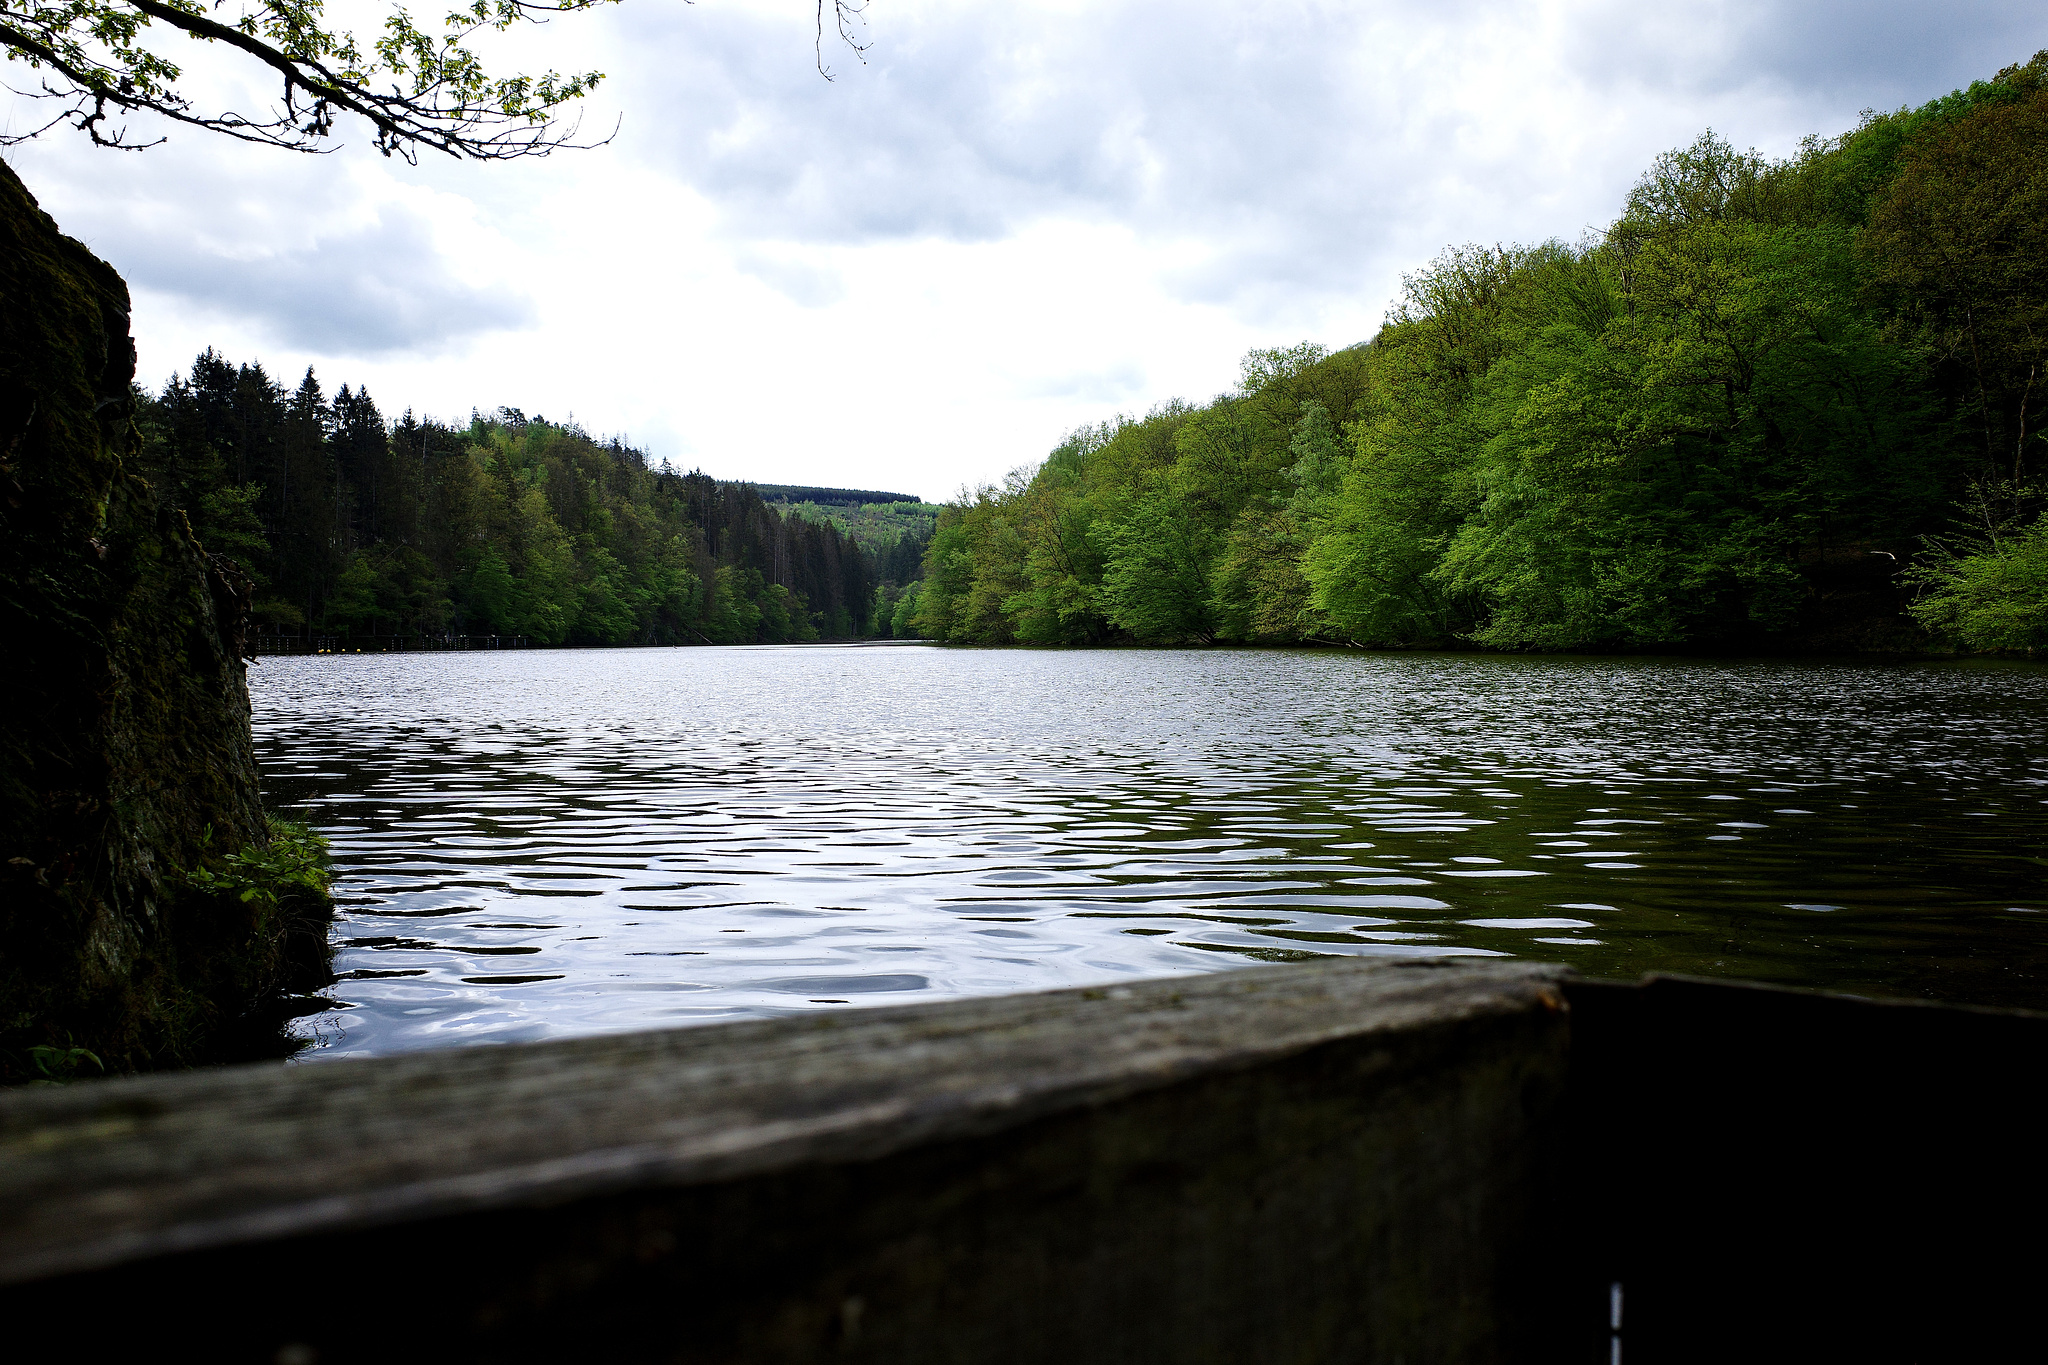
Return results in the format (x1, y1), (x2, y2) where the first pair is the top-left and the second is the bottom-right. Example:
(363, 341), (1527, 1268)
(0, 0), (872, 159)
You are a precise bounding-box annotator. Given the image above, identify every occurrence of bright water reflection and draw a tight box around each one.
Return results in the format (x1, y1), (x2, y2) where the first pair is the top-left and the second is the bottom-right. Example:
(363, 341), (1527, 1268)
(250, 646), (2048, 1058)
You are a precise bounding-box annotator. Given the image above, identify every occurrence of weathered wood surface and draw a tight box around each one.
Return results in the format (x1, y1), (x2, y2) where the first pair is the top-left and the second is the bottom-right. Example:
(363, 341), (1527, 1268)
(0, 958), (1569, 1291)
(18, 959), (2044, 1361)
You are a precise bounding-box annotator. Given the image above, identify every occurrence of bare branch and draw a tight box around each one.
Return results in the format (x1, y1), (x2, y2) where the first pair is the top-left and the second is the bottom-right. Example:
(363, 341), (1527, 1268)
(816, 0), (868, 81)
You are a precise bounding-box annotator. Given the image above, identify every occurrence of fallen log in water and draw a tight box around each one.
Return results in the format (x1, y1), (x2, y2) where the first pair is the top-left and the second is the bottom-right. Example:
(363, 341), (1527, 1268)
(1, 958), (2041, 1362)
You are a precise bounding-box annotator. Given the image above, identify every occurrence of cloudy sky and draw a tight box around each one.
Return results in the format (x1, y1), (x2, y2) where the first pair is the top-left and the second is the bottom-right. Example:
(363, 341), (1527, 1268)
(4, 1), (2041, 499)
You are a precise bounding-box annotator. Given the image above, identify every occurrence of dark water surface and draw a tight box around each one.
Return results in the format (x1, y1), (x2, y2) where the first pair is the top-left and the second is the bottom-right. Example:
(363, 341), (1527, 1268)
(250, 646), (2048, 1058)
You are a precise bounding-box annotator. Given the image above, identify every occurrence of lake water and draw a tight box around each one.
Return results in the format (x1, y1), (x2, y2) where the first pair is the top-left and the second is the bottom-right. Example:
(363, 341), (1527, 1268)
(250, 646), (2048, 1059)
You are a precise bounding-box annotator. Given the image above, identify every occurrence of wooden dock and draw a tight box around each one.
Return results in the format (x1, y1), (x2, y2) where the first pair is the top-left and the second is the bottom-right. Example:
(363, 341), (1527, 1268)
(1, 959), (2040, 1361)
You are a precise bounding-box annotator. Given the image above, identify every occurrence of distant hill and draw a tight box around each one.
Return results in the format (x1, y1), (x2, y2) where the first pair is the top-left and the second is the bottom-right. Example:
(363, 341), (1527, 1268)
(753, 484), (924, 507)
(779, 496), (943, 573)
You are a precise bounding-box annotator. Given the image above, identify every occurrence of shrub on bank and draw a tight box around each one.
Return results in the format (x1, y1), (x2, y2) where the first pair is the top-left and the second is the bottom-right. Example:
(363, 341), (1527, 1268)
(1909, 513), (2048, 653)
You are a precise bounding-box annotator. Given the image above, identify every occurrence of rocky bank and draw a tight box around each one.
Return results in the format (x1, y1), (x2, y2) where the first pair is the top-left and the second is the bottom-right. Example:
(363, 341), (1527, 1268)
(1, 159), (330, 1081)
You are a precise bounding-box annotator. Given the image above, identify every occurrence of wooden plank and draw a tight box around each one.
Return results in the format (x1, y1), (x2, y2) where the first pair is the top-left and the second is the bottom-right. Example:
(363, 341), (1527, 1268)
(1, 958), (1576, 1363)
(0, 958), (1569, 1290)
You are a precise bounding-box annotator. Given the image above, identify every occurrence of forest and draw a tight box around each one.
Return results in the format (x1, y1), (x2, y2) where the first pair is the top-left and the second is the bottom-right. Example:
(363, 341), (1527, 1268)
(907, 53), (2048, 654)
(135, 366), (885, 645)
(772, 494), (942, 633)
(774, 495), (942, 560)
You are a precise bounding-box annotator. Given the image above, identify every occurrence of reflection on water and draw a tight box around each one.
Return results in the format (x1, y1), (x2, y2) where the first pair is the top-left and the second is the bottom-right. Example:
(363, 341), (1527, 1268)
(250, 646), (2048, 1058)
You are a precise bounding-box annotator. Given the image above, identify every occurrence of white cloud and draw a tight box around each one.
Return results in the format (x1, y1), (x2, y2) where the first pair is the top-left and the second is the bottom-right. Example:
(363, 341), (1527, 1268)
(5, 0), (2041, 499)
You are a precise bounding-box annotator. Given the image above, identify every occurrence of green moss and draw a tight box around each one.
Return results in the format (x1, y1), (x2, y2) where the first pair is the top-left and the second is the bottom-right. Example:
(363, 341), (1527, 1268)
(1, 817), (337, 1082)
(3, 160), (335, 1084)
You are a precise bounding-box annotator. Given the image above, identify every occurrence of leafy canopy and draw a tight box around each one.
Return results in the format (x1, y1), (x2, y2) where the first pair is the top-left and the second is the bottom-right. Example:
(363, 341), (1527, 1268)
(906, 52), (2048, 654)
(0, 0), (869, 159)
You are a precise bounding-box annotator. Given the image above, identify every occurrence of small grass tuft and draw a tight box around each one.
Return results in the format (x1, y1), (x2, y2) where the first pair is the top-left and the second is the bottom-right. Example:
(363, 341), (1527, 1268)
(24, 1039), (105, 1085)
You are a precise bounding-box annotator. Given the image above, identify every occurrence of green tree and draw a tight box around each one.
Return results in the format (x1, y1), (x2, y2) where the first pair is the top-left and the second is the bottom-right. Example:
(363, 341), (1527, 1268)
(890, 581), (922, 638)
(573, 544), (636, 643)
(1211, 505), (1317, 642)
(1861, 56), (2048, 493)
(1284, 402), (1348, 517)
(1096, 487), (1217, 642)
(378, 545), (450, 634)
(1004, 444), (1109, 644)
(1435, 221), (1923, 649)
(195, 481), (269, 566)
(714, 565), (763, 643)
(324, 553), (383, 637)
(1907, 514), (2048, 651)
(912, 511), (973, 641)
(870, 56), (2045, 656)
(1209, 402), (1349, 643)
(464, 546), (517, 634)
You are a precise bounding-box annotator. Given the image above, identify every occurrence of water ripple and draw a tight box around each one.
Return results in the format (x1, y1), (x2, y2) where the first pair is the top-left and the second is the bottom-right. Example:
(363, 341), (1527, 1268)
(249, 645), (2048, 1058)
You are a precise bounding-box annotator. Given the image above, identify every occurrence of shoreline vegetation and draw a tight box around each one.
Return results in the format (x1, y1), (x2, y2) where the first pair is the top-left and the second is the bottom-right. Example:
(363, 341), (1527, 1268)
(136, 380), (890, 648)
(899, 54), (2048, 658)
(4, 55), (2041, 1082)
(2, 0), (890, 1083)
(2, 160), (339, 1084)
(139, 56), (2045, 663)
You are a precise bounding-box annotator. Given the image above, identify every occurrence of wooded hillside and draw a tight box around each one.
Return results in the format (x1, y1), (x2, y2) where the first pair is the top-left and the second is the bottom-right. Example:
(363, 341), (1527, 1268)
(136, 368), (878, 645)
(911, 54), (2048, 654)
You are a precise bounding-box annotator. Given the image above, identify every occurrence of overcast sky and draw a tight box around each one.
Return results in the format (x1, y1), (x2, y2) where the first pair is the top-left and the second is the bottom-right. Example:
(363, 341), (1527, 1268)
(4, 1), (2042, 500)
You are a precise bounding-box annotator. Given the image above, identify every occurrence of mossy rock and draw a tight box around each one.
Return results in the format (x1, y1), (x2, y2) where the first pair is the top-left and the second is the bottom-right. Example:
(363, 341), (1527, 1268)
(0, 160), (330, 1080)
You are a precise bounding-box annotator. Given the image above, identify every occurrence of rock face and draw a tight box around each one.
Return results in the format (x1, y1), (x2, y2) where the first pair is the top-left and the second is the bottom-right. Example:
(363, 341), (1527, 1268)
(1, 160), (315, 1078)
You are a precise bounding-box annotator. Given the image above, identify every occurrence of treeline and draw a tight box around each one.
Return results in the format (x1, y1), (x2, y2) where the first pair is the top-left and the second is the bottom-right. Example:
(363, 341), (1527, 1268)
(776, 498), (942, 556)
(775, 496), (940, 633)
(755, 484), (922, 506)
(134, 357), (878, 644)
(910, 53), (2048, 653)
